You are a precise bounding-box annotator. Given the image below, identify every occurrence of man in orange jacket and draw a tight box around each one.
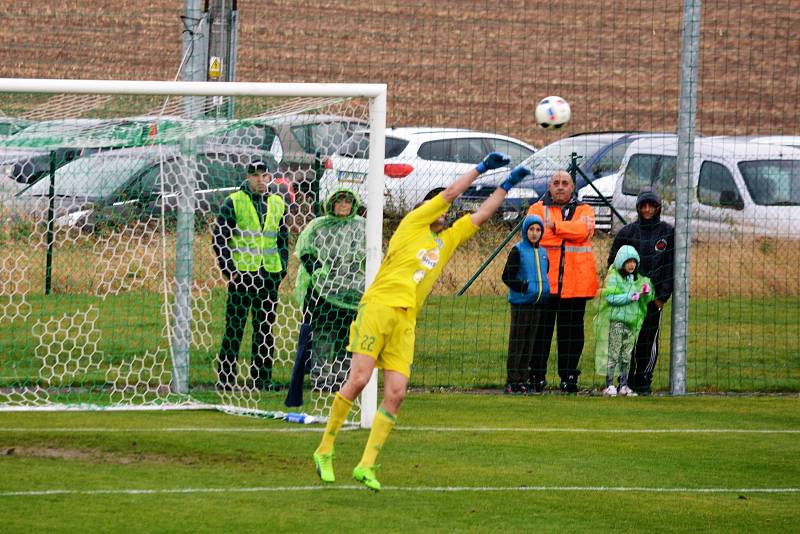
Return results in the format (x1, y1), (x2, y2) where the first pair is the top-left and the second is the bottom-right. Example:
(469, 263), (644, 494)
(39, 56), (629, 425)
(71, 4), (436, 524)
(526, 170), (599, 393)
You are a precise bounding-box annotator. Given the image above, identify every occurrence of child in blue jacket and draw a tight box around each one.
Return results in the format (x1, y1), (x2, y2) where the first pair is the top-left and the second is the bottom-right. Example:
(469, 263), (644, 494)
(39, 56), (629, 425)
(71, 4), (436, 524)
(501, 214), (550, 394)
(593, 245), (654, 396)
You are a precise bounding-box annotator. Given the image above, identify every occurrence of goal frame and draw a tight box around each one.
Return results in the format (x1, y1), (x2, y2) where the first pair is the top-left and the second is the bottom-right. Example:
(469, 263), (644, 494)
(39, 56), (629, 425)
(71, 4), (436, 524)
(0, 78), (387, 429)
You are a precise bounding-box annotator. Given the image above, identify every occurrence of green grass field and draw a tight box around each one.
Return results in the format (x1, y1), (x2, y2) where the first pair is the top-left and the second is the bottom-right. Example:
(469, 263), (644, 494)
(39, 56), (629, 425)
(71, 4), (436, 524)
(1, 395), (799, 532)
(2, 291), (797, 400)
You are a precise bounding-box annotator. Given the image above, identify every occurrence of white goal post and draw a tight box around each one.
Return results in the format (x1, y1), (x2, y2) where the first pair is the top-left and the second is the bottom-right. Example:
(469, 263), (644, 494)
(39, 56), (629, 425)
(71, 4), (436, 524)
(0, 78), (386, 428)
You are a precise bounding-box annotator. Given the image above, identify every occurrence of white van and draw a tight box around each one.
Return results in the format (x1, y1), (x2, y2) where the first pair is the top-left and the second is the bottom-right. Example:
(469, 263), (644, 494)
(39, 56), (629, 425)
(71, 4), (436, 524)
(708, 135), (800, 150)
(611, 137), (800, 239)
(577, 172), (618, 232)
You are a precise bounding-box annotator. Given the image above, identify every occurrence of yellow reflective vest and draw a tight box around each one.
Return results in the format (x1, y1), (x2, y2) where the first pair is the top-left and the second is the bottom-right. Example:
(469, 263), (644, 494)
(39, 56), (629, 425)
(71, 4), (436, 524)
(229, 190), (285, 273)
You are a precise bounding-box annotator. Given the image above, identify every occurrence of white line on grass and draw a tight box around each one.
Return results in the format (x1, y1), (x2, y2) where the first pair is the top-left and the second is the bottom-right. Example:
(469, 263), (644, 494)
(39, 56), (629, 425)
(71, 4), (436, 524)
(1, 485), (799, 497)
(400, 427), (800, 434)
(1, 427), (798, 434)
(0, 427), (325, 433)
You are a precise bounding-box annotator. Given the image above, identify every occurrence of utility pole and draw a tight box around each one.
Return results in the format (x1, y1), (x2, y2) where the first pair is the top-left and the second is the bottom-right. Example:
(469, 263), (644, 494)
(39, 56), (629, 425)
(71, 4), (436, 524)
(181, 0), (209, 118)
(205, 0), (239, 117)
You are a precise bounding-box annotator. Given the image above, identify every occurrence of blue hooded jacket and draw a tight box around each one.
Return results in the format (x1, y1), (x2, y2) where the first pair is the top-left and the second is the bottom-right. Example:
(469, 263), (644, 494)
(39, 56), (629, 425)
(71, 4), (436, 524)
(508, 215), (550, 305)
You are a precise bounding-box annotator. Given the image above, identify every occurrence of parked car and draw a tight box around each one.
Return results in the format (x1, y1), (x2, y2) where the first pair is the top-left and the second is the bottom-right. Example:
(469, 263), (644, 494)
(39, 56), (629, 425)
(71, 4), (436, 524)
(456, 132), (675, 226)
(5, 144), (292, 231)
(0, 117), (34, 141)
(576, 172), (620, 231)
(0, 117), (189, 196)
(707, 135), (800, 150)
(611, 137), (800, 239)
(205, 114), (367, 194)
(318, 126), (536, 213)
(3, 118), (137, 149)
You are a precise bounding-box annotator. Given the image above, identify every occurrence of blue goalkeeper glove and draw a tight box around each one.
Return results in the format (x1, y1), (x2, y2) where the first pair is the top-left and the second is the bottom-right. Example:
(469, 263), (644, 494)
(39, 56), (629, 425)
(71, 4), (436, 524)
(475, 152), (511, 174)
(500, 165), (531, 192)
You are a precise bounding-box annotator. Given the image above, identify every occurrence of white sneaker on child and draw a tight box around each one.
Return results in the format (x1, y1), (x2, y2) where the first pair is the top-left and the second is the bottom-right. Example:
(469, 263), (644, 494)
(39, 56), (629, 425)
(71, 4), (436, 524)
(602, 385), (618, 397)
(618, 385), (638, 397)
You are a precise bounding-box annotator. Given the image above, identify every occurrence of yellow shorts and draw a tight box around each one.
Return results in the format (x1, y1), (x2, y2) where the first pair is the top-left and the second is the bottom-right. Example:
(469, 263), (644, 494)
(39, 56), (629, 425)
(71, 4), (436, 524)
(347, 301), (416, 377)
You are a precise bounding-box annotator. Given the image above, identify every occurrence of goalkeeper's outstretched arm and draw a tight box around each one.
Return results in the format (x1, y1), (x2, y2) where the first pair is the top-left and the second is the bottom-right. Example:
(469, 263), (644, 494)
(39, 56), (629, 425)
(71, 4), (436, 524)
(470, 165), (531, 227)
(440, 152), (510, 203)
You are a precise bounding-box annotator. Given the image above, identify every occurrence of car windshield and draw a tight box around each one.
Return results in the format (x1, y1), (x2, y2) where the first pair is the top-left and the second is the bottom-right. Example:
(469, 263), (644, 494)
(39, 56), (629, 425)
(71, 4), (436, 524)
(2, 119), (104, 146)
(507, 138), (615, 184)
(0, 119), (31, 137)
(11, 119), (101, 136)
(294, 121), (363, 156)
(336, 132), (409, 159)
(2, 119), (162, 150)
(205, 124), (277, 150)
(514, 150), (569, 176)
(738, 159), (800, 206)
(534, 137), (612, 167)
(23, 153), (154, 199)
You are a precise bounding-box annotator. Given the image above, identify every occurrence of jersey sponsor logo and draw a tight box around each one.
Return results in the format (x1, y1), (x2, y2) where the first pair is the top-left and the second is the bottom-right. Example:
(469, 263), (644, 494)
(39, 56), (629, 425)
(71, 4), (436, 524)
(655, 238), (668, 251)
(417, 247), (440, 270)
(412, 269), (425, 284)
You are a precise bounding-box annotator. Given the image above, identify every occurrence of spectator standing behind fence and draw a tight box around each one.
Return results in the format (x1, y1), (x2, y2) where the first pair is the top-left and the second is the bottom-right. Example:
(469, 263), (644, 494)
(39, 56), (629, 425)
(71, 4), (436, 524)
(593, 245), (654, 397)
(526, 170), (599, 393)
(290, 188), (366, 397)
(501, 214), (549, 394)
(212, 160), (289, 391)
(607, 190), (674, 395)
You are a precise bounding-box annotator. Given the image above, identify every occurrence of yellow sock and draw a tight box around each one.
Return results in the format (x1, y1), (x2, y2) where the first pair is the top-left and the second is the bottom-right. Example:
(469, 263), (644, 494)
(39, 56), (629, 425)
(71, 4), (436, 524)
(357, 406), (397, 468)
(316, 392), (353, 455)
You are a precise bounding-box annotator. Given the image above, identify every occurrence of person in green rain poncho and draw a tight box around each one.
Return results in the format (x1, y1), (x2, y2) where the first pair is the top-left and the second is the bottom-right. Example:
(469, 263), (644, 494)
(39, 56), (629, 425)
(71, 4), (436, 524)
(593, 245), (654, 397)
(286, 188), (366, 404)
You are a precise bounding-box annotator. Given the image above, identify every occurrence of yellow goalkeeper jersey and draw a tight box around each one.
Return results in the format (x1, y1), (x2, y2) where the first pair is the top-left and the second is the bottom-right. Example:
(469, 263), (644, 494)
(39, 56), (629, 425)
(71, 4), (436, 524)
(361, 193), (479, 311)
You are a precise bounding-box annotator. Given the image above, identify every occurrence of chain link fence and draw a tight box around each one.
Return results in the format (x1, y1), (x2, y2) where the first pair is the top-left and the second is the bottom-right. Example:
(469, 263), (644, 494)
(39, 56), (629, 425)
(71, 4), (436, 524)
(1, 0), (798, 394)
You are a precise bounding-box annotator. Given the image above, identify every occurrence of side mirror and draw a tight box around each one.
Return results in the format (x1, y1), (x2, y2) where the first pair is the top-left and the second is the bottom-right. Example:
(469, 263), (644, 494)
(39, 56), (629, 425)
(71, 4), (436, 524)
(719, 189), (744, 210)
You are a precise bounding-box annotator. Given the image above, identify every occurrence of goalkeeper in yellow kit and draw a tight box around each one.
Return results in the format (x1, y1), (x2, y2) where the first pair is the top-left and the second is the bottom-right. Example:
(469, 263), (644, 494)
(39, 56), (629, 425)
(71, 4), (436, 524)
(313, 151), (531, 491)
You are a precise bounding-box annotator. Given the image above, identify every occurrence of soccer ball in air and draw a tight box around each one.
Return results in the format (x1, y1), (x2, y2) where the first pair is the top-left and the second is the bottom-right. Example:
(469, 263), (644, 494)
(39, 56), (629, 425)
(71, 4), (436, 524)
(534, 96), (571, 130)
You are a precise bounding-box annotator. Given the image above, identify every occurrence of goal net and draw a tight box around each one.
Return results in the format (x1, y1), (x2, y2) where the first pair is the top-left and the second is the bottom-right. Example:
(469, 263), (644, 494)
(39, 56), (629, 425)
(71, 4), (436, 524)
(0, 79), (386, 427)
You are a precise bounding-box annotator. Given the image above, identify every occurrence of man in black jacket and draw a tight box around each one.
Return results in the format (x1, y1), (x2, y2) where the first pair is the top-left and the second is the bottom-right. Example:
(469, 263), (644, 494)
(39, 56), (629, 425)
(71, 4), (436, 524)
(607, 190), (674, 394)
(212, 160), (290, 391)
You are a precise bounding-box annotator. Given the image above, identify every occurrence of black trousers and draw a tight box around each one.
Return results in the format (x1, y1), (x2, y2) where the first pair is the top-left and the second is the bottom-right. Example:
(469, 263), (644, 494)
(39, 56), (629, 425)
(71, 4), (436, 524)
(217, 283), (278, 388)
(307, 295), (357, 392)
(628, 301), (663, 393)
(506, 303), (542, 385)
(530, 296), (587, 385)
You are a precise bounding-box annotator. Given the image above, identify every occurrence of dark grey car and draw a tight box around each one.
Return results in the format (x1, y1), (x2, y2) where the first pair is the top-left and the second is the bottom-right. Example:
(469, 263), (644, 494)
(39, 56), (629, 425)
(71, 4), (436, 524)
(7, 145), (290, 232)
(205, 113), (367, 195)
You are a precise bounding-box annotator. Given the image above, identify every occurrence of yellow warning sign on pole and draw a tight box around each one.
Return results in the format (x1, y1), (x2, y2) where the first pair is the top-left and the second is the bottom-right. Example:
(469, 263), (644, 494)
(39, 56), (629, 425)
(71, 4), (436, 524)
(209, 57), (222, 80)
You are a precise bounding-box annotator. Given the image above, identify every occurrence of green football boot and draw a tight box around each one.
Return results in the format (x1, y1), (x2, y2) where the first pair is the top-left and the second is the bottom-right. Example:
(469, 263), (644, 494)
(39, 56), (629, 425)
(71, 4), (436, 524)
(352, 464), (381, 492)
(313, 451), (335, 483)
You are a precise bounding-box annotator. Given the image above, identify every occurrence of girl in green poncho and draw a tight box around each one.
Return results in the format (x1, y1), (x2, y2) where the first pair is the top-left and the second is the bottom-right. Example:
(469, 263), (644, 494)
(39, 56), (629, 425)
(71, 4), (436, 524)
(290, 188), (366, 397)
(593, 245), (654, 397)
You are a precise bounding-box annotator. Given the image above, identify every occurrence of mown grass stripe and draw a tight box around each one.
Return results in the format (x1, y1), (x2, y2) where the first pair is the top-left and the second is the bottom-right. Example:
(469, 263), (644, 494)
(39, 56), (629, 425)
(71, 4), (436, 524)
(2, 485), (799, 497)
(1, 426), (798, 434)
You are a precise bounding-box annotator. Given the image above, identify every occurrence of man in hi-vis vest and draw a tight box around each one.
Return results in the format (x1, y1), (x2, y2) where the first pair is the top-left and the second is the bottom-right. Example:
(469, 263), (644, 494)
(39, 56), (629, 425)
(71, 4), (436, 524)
(213, 159), (289, 391)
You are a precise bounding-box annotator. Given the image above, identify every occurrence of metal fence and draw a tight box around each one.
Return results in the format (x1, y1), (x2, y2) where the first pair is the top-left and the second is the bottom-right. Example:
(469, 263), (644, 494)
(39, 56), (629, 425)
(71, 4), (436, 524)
(1, 0), (798, 394)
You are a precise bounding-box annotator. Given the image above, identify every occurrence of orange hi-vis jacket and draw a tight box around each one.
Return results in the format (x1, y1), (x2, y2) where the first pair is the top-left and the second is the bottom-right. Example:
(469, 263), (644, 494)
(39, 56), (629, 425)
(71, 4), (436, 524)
(527, 198), (599, 299)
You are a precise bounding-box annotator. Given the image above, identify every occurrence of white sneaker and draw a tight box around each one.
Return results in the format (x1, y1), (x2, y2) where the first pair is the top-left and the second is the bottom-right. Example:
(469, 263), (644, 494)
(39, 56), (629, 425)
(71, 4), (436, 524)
(618, 385), (638, 397)
(602, 385), (618, 397)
